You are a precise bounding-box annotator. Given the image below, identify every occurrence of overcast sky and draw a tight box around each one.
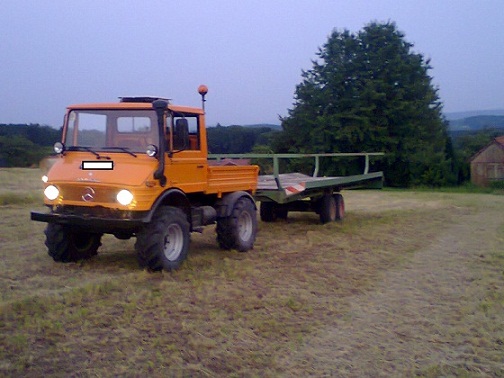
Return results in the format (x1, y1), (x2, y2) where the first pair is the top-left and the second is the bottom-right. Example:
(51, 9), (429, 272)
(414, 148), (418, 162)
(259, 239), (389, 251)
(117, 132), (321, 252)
(1, 1), (503, 127)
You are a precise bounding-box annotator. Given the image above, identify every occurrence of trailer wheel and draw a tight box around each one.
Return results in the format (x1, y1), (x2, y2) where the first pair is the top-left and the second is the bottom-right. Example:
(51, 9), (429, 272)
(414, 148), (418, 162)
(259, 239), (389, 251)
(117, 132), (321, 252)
(319, 194), (337, 224)
(217, 197), (257, 252)
(334, 193), (345, 221)
(44, 224), (102, 262)
(276, 205), (288, 220)
(260, 202), (288, 222)
(260, 202), (276, 222)
(135, 206), (190, 271)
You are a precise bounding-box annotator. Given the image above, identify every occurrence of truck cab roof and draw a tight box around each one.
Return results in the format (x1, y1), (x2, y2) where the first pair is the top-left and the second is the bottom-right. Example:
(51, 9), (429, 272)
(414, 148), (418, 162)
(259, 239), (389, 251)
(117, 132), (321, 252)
(66, 101), (204, 115)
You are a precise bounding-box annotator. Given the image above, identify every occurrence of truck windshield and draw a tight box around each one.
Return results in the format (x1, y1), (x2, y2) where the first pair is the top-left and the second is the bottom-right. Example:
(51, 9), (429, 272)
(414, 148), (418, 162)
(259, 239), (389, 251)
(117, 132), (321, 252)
(65, 109), (160, 153)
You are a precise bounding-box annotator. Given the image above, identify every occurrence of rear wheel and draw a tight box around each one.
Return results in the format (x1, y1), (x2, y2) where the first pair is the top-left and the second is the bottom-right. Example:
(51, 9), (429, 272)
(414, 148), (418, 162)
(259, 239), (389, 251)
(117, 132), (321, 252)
(135, 206), (190, 271)
(217, 197), (257, 251)
(319, 194), (337, 224)
(44, 224), (102, 262)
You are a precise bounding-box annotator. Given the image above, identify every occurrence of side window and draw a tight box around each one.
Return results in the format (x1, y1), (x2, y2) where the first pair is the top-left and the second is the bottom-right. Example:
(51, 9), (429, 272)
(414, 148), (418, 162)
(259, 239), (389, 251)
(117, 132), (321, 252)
(172, 114), (200, 150)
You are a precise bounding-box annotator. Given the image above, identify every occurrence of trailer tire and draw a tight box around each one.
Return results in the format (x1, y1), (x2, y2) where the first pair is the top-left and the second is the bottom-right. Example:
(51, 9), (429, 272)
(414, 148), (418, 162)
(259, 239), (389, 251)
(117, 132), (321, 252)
(260, 202), (276, 222)
(319, 194), (337, 224)
(45, 224), (101, 262)
(334, 193), (345, 221)
(276, 205), (288, 220)
(217, 197), (257, 252)
(260, 202), (288, 222)
(135, 206), (190, 271)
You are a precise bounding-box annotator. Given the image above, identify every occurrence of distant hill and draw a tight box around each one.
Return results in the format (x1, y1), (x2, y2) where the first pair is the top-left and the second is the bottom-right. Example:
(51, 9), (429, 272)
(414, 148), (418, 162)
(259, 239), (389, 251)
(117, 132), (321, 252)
(245, 123), (282, 131)
(445, 109), (504, 121)
(447, 115), (504, 132)
(208, 123), (281, 131)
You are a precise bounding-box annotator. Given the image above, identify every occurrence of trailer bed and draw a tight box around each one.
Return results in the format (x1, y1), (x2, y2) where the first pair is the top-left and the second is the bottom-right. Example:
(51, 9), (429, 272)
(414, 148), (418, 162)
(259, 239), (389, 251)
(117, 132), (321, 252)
(209, 152), (384, 222)
(256, 171), (383, 204)
(209, 152), (383, 204)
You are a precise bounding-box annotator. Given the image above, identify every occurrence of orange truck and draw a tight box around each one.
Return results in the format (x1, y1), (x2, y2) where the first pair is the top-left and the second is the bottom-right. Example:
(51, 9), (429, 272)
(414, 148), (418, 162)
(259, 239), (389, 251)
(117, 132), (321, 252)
(31, 86), (259, 271)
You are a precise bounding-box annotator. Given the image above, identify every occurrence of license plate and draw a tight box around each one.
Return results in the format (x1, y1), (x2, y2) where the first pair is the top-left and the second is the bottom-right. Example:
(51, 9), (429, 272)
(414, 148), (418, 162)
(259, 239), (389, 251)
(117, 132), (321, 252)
(81, 161), (114, 170)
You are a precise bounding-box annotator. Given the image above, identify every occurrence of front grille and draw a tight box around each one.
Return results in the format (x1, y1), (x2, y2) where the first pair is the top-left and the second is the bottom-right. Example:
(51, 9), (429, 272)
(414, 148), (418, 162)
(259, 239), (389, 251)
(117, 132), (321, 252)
(60, 185), (117, 203)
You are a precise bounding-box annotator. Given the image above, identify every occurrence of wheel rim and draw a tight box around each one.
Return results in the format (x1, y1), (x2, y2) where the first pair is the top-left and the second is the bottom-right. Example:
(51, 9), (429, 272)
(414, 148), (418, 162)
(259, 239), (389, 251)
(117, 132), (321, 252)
(163, 224), (184, 261)
(238, 211), (253, 241)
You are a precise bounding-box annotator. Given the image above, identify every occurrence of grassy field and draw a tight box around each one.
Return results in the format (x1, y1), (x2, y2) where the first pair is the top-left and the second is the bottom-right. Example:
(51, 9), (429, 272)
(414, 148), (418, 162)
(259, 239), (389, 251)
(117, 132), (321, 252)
(1, 168), (503, 376)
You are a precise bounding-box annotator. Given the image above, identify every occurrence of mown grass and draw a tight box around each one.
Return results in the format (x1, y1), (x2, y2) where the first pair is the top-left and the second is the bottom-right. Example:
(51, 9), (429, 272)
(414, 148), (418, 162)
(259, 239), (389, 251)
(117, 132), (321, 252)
(0, 168), (43, 205)
(1, 168), (503, 376)
(2, 210), (424, 376)
(394, 181), (504, 195)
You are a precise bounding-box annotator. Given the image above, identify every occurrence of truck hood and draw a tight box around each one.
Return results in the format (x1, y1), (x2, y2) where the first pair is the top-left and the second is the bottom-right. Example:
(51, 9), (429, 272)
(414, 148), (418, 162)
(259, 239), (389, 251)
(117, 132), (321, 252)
(46, 152), (158, 186)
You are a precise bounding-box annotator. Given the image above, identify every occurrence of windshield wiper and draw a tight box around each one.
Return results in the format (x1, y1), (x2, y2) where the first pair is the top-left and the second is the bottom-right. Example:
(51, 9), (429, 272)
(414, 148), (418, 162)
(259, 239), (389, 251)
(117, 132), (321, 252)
(102, 147), (137, 158)
(67, 146), (110, 159)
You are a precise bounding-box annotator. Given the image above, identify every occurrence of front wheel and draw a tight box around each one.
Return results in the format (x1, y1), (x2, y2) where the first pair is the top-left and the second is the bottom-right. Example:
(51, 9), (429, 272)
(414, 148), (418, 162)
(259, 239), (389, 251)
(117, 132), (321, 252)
(217, 197), (257, 252)
(135, 206), (190, 271)
(44, 224), (102, 262)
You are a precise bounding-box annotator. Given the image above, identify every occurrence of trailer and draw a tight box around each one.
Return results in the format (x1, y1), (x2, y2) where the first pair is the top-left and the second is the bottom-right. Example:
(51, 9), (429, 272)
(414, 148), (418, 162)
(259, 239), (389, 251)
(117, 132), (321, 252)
(209, 152), (384, 223)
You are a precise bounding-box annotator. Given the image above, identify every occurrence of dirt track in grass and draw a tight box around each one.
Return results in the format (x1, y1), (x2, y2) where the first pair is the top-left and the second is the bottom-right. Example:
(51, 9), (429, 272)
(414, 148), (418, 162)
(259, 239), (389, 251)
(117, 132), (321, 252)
(284, 193), (504, 377)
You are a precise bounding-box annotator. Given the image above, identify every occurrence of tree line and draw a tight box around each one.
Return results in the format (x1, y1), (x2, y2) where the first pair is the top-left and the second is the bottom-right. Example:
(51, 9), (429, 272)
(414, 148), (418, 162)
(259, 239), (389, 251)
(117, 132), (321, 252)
(1, 120), (501, 186)
(0, 124), (60, 167)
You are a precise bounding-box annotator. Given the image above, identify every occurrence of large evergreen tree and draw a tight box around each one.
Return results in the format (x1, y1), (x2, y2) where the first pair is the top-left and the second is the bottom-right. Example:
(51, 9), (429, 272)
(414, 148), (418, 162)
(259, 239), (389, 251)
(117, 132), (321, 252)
(275, 22), (457, 187)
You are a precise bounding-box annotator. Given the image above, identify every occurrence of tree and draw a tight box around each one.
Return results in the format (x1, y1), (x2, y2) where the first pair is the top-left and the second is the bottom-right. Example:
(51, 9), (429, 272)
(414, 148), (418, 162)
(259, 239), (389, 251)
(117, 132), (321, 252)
(0, 124), (60, 146)
(275, 22), (457, 187)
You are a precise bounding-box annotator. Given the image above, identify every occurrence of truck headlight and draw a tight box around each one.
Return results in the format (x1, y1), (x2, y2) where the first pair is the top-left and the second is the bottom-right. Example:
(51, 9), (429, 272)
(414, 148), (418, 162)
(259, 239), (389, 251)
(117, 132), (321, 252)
(44, 185), (59, 200)
(117, 189), (134, 206)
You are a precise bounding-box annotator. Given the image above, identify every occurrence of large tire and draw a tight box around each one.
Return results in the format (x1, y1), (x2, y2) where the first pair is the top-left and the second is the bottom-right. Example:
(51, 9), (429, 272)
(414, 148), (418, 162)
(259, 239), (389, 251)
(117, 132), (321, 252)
(217, 197), (257, 252)
(334, 193), (345, 221)
(44, 224), (102, 262)
(135, 206), (190, 271)
(319, 194), (337, 224)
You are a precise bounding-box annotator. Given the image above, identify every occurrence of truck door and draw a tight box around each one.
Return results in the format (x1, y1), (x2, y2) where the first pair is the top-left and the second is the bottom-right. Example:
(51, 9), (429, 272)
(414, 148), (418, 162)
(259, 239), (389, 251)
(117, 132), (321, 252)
(165, 113), (207, 192)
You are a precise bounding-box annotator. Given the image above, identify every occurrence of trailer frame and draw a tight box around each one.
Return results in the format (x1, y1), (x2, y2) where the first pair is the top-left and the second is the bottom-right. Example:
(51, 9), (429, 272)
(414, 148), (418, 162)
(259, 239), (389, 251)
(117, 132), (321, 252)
(209, 152), (384, 222)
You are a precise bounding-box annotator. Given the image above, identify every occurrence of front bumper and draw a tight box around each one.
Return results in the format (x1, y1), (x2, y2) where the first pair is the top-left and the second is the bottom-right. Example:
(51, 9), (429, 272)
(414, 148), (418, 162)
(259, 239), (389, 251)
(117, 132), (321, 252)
(30, 208), (150, 233)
